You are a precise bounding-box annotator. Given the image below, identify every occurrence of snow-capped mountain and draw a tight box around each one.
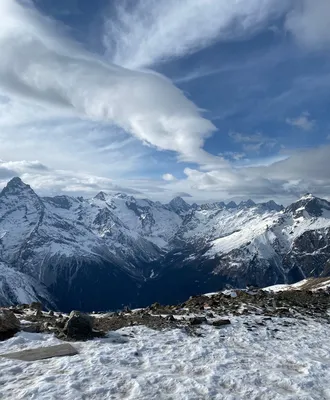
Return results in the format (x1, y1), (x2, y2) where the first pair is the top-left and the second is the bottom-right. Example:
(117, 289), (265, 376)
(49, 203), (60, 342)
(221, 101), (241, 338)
(1, 177), (330, 311)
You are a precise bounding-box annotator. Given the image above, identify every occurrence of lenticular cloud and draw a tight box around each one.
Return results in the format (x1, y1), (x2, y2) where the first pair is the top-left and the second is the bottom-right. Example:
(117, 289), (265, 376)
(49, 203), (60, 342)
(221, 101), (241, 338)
(0, 0), (219, 165)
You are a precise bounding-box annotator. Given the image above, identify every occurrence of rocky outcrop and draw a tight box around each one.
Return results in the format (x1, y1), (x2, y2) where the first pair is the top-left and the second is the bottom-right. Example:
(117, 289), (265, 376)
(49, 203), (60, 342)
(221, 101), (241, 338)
(0, 309), (20, 340)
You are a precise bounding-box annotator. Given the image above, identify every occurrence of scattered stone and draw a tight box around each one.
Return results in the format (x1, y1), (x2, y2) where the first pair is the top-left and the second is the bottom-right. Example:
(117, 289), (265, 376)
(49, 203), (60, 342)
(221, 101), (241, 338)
(189, 316), (207, 326)
(0, 309), (20, 340)
(21, 323), (41, 333)
(212, 319), (231, 327)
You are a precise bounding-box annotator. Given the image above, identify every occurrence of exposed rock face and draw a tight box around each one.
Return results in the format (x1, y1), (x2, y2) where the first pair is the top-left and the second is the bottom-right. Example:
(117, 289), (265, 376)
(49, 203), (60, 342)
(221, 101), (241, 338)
(0, 309), (20, 340)
(1, 177), (330, 312)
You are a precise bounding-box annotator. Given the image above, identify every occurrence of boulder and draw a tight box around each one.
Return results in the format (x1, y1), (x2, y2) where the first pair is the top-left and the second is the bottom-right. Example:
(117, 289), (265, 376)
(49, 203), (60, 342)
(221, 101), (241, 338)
(30, 302), (42, 312)
(0, 309), (20, 340)
(189, 316), (207, 325)
(63, 311), (94, 340)
(212, 319), (231, 327)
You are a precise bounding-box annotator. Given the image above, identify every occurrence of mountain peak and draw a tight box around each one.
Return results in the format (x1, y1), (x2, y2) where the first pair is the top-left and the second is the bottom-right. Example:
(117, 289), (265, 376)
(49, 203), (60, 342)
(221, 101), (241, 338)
(226, 201), (237, 209)
(259, 200), (283, 212)
(1, 177), (35, 197)
(300, 193), (314, 201)
(168, 196), (190, 214)
(238, 199), (256, 208)
(94, 191), (107, 201)
(287, 194), (330, 217)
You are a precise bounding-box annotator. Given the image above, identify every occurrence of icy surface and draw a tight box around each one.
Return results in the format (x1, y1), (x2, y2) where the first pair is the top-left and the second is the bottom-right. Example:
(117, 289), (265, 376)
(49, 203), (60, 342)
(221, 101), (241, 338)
(1, 317), (330, 399)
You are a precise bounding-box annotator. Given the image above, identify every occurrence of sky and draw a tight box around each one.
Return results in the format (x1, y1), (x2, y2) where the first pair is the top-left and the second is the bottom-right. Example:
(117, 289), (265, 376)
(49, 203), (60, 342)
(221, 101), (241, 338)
(0, 0), (329, 204)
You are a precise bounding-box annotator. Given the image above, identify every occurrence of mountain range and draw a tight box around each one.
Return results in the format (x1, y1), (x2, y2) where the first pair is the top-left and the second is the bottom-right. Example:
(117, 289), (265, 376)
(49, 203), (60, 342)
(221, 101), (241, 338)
(0, 177), (330, 311)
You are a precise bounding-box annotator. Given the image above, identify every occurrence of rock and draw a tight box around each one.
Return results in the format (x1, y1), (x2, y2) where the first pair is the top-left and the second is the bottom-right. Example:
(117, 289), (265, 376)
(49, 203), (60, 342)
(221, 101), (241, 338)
(48, 310), (54, 317)
(63, 311), (94, 340)
(189, 316), (207, 326)
(0, 309), (20, 340)
(55, 317), (68, 330)
(30, 302), (42, 312)
(212, 319), (231, 327)
(166, 315), (176, 322)
(35, 309), (42, 318)
(21, 323), (41, 333)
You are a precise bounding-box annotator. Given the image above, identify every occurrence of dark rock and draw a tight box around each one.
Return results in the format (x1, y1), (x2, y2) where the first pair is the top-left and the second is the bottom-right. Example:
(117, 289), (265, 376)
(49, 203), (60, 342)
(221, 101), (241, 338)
(63, 311), (94, 340)
(48, 310), (54, 317)
(21, 323), (41, 333)
(30, 302), (42, 312)
(212, 319), (231, 327)
(35, 309), (42, 318)
(166, 315), (176, 322)
(55, 318), (67, 329)
(189, 316), (207, 325)
(0, 309), (20, 340)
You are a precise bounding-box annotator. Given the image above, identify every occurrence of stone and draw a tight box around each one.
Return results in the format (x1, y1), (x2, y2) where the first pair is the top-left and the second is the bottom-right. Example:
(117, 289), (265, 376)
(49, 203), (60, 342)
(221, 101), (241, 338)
(189, 316), (207, 326)
(1, 343), (78, 361)
(30, 302), (42, 312)
(48, 310), (54, 317)
(212, 319), (231, 327)
(63, 311), (94, 340)
(21, 323), (41, 333)
(0, 309), (20, 340)
(35, 309), (42, 318)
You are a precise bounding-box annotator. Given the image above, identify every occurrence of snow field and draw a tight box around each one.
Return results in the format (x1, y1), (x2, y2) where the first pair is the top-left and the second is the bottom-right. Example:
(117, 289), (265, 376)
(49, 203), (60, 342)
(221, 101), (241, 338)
(1, 315), (330, 399)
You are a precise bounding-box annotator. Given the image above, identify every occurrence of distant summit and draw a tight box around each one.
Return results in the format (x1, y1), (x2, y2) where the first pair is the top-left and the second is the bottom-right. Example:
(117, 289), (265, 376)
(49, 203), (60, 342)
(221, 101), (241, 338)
(0, 177), (35, 197)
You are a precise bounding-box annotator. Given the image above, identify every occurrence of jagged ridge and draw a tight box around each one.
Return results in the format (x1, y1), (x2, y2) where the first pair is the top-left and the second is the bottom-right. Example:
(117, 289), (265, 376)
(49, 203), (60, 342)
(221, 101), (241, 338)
(0, 177), (330, 311)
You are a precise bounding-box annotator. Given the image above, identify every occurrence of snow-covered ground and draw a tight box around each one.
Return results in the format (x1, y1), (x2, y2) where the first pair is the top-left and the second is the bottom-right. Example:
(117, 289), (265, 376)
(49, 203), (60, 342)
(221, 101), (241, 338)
(264, 278), (330, 293)
(1, 315), (330, 400)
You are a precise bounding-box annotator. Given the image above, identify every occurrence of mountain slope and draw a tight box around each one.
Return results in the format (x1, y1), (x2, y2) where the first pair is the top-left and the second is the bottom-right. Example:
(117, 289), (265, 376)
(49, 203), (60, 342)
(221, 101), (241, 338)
(0, 177), (330, 311)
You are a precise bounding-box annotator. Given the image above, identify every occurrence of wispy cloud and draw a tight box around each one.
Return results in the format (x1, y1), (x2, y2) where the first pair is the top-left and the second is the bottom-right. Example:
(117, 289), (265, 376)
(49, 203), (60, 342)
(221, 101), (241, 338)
(103, 0), (290, 69)
(286, 112), (315, 131)
(229, 131), (278, 154)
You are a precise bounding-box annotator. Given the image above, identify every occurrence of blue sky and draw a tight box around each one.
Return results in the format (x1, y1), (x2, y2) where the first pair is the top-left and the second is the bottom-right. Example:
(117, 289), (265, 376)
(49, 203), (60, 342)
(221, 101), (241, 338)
(0, 0), (329, 204)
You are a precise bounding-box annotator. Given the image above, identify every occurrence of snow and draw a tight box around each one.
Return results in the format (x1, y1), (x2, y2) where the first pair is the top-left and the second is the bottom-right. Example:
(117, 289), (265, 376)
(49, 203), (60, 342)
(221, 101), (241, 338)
(0, 263), (52, 306)
(264, 278), (330, 292)
(1, 317), (330, 399)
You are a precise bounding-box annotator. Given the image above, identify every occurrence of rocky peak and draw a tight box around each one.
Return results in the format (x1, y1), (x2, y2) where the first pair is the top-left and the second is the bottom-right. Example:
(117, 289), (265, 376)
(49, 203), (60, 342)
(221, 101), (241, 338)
(0, 177), (37, 198)
(226, 201), (237, 209)
(259, 200), (283, 212)
(238, 199), (256, 209)
(286, 194), (330, 218)
(168, 196), (191, 214)
(94, 191), (107, 201)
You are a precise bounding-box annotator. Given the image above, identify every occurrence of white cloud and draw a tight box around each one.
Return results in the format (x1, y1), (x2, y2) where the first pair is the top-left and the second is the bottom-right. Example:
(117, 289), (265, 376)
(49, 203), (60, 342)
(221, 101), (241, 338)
(162, 173), (177, 182)
(286, 112), (315, 131)
(0, 0), (224, 167)
(285, 0), (330, 49)
(104, 0), (290, 69)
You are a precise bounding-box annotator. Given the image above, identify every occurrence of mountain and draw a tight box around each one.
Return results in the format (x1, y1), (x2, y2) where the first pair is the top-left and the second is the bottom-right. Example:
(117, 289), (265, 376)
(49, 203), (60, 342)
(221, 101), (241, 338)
(0, 177), (329, 311)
